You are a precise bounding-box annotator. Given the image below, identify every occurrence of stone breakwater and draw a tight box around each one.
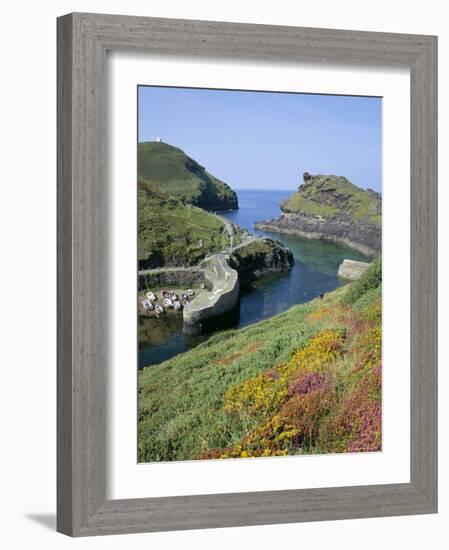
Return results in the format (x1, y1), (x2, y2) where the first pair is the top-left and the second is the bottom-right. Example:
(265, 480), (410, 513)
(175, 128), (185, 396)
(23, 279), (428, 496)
(337, 259), (370, 280)
(183, 254), (240, 334)
(138, 237), (293, 334)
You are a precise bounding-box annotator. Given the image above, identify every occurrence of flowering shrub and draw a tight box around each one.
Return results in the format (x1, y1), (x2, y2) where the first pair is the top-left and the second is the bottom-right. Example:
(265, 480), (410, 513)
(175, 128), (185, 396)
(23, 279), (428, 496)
(213, 372), (336, 458)
(351, 326), (382, 378)
(287, 372), (329, 396)
(284, 329), (346, 374)
(281, 385), (334, 449)
(348, 399), (381, 452)
(318, 364), (381, 453)
(361, 300), (382, 323)
(202, 302), (380, 460)
(223, 416), (300, 458)
(224, 330), (345, 420)
(224, 370), (286, 417)
(219, 331), (347, 456)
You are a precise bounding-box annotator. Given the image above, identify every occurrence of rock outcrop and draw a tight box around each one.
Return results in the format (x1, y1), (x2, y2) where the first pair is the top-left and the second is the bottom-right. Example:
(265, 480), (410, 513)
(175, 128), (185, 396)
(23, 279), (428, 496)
(255, 174), (381, 257)
(230, 238), (294, 288)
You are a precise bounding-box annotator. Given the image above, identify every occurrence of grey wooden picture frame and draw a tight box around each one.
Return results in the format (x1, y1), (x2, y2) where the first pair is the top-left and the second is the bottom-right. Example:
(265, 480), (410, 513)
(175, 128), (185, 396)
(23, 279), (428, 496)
(57, 12), (438, 537)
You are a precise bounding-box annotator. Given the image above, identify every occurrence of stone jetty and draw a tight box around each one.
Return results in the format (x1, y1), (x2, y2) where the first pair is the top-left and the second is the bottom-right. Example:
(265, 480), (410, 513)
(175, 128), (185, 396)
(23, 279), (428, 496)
(338, 259), (370, 280)
(138, 253), (239, 335)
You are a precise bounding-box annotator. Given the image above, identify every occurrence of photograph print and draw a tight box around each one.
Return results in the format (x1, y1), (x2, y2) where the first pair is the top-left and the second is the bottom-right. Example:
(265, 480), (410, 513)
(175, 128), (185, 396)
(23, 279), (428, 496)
(137, 86), (382, 462)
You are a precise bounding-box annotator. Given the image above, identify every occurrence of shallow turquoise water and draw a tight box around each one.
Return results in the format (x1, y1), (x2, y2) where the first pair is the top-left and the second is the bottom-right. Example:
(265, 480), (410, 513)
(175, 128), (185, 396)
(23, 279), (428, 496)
(139, 189), (369, 368)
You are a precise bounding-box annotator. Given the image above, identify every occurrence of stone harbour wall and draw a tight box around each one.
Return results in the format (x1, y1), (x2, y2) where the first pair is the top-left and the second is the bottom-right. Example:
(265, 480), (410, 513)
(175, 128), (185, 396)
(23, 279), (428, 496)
(337, 259), (371, 280)
(183, 254), (240, 333)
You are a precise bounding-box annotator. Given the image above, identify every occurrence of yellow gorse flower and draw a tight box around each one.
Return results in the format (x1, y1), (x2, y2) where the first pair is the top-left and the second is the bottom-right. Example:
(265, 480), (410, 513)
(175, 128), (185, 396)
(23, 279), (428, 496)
(224, 330), (345, 419)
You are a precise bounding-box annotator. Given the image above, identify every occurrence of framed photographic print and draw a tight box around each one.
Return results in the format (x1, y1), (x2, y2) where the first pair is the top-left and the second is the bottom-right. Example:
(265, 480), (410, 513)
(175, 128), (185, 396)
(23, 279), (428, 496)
(57, 13), (438, 536)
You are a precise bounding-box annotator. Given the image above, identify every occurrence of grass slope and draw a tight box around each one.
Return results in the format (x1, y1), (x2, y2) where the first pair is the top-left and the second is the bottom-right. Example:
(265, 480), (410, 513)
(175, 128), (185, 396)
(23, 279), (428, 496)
(138, 178), (236, 269)
(282, 175), (381, 225)
(138, 257), (382, 461)
(138, 141), (238, 211)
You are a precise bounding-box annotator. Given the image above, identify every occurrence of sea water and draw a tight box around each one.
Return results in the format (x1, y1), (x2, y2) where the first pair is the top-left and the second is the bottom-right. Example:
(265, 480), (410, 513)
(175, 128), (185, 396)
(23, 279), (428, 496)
(138, 189), (369, 368)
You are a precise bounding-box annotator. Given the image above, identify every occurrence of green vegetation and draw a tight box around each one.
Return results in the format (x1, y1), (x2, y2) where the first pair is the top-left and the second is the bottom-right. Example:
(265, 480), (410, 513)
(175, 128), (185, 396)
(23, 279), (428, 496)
(342, 256), (382, 305)
(231, 238), (277, 260)
(138, 260), (382, 461)
(138, 178), (233, 269)
(136, 141), (293, 272)
(281, 175), (381, 226)
(138, 141), (238, 211)
(282, 195), (339, 218)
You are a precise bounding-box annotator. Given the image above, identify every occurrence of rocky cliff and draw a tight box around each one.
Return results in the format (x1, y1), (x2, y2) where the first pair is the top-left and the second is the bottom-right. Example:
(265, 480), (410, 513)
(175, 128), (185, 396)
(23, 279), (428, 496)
(138, 141), (238, 211)
(255, 174), (381, 257)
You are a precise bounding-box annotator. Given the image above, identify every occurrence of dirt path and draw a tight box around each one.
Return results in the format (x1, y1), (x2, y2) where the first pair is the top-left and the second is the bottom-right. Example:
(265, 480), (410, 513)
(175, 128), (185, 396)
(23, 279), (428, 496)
(219, 216), (235, 249)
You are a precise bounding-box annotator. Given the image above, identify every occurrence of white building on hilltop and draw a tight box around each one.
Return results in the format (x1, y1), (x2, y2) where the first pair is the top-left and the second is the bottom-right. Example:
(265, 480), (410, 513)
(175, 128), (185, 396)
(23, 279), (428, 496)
(156, 137), (161, 142)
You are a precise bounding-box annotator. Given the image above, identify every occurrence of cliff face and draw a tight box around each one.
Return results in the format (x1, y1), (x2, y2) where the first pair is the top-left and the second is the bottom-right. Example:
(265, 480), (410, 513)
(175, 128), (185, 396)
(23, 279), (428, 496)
(138, 141), (238, 211)
(255, 174), (381, 257)
(138, 178), (240, 269)
(230, 238), (294, 288)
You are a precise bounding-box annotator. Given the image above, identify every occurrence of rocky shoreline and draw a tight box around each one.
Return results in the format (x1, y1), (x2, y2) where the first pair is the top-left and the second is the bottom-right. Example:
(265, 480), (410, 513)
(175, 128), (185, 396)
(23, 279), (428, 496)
(255, 173), (381, 258)
(255, 218), (379, 258)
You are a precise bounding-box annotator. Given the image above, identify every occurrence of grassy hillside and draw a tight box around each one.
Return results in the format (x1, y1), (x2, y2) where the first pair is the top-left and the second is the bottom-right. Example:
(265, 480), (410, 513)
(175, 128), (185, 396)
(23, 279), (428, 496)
(138, 141), (238, 211)
(138, 257), (382, 461)
(138, 178), (239, 269)
(282, 174), (381, 226)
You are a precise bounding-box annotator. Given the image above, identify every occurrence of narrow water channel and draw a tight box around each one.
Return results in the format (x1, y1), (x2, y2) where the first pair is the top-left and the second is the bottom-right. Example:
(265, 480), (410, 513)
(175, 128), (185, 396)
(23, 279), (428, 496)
(138, 189), (369, 368)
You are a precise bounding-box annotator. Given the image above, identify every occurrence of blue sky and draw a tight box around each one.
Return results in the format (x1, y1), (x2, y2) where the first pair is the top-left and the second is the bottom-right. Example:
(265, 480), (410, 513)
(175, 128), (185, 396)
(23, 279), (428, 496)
(138, 86), (382, 192)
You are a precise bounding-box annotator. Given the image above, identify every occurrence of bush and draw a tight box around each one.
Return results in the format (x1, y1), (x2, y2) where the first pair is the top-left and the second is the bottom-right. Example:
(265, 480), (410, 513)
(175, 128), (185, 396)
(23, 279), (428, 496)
(281, 382), (335, 450)
(342, 256), (382, 305)
(318, 365), (381, 453)
(223, 330), (345, 421)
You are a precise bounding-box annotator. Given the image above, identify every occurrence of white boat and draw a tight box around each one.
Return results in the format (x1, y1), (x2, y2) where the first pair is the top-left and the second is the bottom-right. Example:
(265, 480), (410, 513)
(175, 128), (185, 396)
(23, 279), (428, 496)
(155, 305), (164, 315)
(173, 301), (182, 311)
(141, 299), (153, 311)
(187, 289), (195, 297)
(146, 291), (157, 301)
(163, 298), (173, 308)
